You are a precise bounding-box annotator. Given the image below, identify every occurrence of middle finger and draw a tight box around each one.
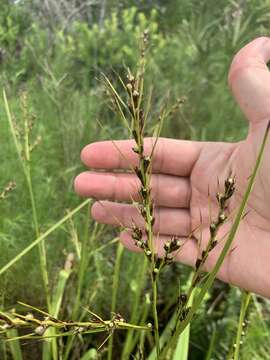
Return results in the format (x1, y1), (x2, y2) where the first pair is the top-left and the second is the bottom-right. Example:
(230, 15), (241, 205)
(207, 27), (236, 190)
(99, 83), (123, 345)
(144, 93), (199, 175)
(74, 171), (191, 208)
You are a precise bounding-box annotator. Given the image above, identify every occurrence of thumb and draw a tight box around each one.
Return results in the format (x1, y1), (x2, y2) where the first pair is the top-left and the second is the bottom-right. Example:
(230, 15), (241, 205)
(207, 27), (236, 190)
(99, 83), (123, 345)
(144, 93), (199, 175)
(228, 37), (270, 125)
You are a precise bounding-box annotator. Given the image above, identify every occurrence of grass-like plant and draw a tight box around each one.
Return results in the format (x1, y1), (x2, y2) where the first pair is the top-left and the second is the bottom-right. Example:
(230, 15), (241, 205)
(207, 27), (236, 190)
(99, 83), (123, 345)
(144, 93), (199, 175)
(96, 31), (270, 359)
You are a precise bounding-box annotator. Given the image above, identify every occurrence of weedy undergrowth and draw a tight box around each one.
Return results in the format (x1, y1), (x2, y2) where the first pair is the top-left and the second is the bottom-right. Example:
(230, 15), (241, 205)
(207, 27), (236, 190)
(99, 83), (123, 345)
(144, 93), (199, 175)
(0, 89), (152, 359)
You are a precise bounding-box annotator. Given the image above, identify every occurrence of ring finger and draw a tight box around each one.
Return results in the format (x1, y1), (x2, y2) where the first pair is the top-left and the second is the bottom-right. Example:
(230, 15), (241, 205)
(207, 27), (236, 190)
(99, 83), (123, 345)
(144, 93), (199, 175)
(91, 201), (191, 236)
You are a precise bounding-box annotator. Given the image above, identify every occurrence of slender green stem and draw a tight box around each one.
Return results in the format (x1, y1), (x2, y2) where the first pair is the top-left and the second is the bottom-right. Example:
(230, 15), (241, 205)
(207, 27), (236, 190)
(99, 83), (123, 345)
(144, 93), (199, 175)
(0, 199), (91, 276)
(141, 154), (160, 357)
(144, 180), (160, 357)
(63, 209), (94, 360)
(121, 257), (148, 359)
(25, 167), (53, 359)
(26, 171), (51, 312)
(233, 291), (251, 360)
(138, 293), (151, 352)
(108, 243), (124, 360)
(0, 340), (7, 360)
(3, 316), (151, 342)
(143, 168), (160, 358)
(127, 59), (160, 357)
(6, 329), (23, 360)
(71, 206), (92, 319)
(4, 89), (51, 312)
(205, 327), (217, 360)
(151, 274), (160, 358)
(3, 90), (23, 165)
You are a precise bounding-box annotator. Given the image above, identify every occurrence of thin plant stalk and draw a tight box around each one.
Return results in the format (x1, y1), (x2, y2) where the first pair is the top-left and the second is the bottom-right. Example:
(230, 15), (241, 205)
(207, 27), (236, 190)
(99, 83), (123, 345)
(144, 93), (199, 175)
(103, 34), (162, 356)
(121, 256), (148, 359)
(0, 340), (7, 360)
(147, 274), (195, 360)
(134, 292), (151, 358)
(108, 243), (124, 360)
(151, 275), (160, 357)
(103, 34), (183, 358)
(2, 312), (150, 342)
(62, 223), (107, 359)
(0, 199), (91, 276)
(148, 311), (177, 360)
(72, 205), (92, 319)
(3, 90), (51, 312)
(205, 327), (217, 360)
(44, 253), (75, 360)
(26, 166), (51, 310)
(6, 329), (23, 360)
(63, 208), (95, 360)
(233, 291), (251, 360)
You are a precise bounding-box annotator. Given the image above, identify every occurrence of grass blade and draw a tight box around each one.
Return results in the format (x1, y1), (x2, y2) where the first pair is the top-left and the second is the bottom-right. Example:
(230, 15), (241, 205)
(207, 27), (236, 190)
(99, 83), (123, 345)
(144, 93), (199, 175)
(173, 289), (196, 360)
(107, 243), (124, 360)
(6, 329), (23, 360)
(232, 291), (251, 360)
(0, 199), (90, 276)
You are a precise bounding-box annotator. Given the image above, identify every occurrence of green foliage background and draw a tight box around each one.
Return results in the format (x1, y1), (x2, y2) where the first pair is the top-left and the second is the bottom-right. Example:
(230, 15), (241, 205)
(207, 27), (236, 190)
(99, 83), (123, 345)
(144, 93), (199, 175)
(0, 0), (270, 359)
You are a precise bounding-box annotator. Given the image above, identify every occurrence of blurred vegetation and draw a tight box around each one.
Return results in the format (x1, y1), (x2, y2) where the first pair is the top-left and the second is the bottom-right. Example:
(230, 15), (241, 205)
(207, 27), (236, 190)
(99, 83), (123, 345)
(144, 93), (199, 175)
(0, 0), (270, 359)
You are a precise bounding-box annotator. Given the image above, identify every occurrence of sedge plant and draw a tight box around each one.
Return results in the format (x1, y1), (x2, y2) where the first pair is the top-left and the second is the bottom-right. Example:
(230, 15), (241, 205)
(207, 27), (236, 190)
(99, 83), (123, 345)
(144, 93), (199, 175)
(99, 30), (270, 359)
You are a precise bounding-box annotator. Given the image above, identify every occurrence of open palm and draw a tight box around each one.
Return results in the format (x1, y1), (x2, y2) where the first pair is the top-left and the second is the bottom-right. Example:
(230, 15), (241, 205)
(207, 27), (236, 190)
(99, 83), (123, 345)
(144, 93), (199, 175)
(75, 37), (270, 298)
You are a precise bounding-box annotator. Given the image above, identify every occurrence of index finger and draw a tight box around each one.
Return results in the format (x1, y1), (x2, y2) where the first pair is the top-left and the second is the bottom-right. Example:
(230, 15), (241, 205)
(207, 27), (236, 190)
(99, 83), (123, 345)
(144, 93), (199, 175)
(80, 137), (202, 176)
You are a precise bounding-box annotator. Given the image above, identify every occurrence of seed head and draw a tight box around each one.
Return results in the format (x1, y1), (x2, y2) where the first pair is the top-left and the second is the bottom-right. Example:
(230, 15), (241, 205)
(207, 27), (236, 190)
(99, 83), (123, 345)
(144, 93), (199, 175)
(126, 83), (133, 92)
(25, 313), (34, 320)
(0, 323), (13, 330)
(127, 73), (135, 84)
(164, 241), (170, 251)
(136, 240), (143, 248)
(35, 325), (47, 336)
(133, 90), (139, 98)
(132, 146), (139, 154)
(210, 223), (216, 236)
(219, 213), (226, 222)
(179, 294), (187, 304)
(145, 250), (152, 257)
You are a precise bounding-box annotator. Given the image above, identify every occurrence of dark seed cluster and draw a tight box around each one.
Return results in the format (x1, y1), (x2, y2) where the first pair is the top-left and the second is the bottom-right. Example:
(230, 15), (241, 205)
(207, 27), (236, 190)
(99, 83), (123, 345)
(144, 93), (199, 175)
(127, 69), (157, 265)
(175, 175), (236, 326)
(132, 225), (152, 261)
(194, 176), (236, 277)
(0, 307), (149, 343)
(163, 236), (182, 265)
(0, 181), (16, 200)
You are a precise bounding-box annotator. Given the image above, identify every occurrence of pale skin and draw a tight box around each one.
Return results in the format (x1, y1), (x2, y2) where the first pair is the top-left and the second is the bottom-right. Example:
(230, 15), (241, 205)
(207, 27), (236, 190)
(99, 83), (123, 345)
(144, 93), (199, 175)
(74, 37), (270, 298)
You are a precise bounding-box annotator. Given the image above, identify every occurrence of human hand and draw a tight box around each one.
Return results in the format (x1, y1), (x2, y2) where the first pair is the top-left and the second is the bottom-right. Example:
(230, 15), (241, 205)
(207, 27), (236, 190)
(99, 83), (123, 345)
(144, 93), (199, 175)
(74, 37), (270, 298)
